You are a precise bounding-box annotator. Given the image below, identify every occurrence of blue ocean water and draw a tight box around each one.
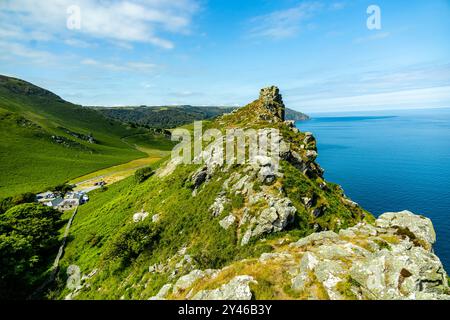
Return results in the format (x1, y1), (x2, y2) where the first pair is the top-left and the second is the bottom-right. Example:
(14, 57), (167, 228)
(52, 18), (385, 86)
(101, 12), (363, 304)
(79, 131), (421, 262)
(296, 108), (450, 271)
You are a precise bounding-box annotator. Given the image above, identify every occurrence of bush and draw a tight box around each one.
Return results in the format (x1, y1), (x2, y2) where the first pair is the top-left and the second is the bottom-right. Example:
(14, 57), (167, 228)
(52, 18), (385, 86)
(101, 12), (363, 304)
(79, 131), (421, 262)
(0, 192), (36, 214)
(231, 193), (245, 209)
(52, 183), (73, 194)
(134, 167), (154, 183)
(0, 203), (62, 299)
(104, 222), (161, 266)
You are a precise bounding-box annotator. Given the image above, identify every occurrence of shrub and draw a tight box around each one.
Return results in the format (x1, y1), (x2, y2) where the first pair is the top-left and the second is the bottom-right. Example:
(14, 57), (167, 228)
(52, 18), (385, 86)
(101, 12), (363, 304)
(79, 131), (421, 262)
(0, 203), (62, 299)
(0, 192), (36, 214)
(104, 222), (161, 266)
(231, 193), (245, 209)
(52, 183), (73, 194)
(134, 167), (154, 183)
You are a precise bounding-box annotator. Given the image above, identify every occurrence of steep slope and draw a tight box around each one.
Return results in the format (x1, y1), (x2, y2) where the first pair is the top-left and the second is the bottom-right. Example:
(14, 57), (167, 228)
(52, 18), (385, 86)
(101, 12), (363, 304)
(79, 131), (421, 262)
(0, 75), (156, 198)
(92, 105), (309, 129)
(50, 86), (448, 300)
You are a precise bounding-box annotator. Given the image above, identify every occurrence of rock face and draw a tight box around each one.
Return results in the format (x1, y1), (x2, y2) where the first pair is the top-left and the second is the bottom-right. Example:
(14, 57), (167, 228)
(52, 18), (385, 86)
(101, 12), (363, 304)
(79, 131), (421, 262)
(219, 214), (236, 230)
(286, 211), (449, 300)
(132, 211), (149, 223)
(259, 86), (285, 121)
(192, 276), (257, 300)
(173, 269), (218, 294)
(375, 210), (436, 250)
(161, 211), (449, 300)
(210, 195), (228, 217)
(241, 195), (296, 245)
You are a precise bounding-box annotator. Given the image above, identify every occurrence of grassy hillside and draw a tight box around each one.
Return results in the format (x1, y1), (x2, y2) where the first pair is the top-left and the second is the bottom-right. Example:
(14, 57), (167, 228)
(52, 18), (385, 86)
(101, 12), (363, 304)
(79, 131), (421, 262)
(47, 87), (370, 300)
(92, 105), (309, 129)
(0, 75), (164, 198)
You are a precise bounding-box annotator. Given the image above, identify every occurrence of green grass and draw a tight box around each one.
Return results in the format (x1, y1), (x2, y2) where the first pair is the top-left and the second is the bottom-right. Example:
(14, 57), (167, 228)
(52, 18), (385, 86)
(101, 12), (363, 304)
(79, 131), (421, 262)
(33, 85), (372, 300)
(49, 150), (370, 300)
(0, 76), (173, 198)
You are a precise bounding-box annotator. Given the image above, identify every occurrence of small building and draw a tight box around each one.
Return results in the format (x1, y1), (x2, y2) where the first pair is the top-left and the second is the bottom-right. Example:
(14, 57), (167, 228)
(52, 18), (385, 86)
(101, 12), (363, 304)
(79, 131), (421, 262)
(58, 199), (80, 211)
(42, 197), (64, 208)
(64, 191), (83, 200)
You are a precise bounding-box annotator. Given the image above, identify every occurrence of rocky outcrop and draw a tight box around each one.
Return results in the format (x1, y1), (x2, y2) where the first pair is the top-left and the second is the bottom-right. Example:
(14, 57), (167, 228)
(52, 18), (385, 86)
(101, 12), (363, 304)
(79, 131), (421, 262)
(241, 195), (296, 245)
(59, 127), (96, 144)
(209, 194), (229, 217)
(287, 211), (449, 300)
(375, 210), (435, 250)
(148, 284), (173, 300)
(132, 211), (149, 223)
(173, 269), (219, 294)
(219, 214), (236, 230)
(191, 166), (208, 189)
(164, 211), (448, 300)
(259, 86), (285, 122)
(192, 275), (257, 300)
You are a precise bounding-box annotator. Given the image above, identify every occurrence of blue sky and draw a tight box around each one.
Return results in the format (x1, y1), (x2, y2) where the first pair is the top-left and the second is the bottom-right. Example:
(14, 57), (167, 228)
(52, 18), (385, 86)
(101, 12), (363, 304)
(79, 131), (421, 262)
(0, 0), (449, 113)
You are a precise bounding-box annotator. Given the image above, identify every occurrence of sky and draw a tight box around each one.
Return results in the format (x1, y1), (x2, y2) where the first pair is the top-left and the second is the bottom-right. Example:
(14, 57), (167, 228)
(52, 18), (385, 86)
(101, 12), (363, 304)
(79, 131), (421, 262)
(0, 0), (449, 113)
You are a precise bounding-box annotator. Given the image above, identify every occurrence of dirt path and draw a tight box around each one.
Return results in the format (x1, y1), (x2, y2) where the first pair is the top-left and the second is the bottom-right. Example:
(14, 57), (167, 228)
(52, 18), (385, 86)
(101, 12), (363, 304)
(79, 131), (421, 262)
(70, 145), (169, 193)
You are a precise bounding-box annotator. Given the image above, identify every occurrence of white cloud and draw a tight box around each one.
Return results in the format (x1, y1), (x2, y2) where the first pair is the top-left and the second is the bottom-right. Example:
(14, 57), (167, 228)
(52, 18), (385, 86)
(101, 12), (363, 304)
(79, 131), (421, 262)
(282, 63), (450, 112)
(0, 41), (55, 63)
(64, 38), (95, 48)
(293, 86), (450, 111)
(330, 2), (346, 10)
(248, 2), (323, 39)
(354, 32), (391, 43)
(0, 0), (199, 49)
(80, 58), (158, 72)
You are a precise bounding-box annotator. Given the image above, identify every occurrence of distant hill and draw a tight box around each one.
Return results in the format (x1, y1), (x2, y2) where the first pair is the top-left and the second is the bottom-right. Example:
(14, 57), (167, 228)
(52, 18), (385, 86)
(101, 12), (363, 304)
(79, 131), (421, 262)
(0, 75), (157, 198)
(91, 105), (309, 129)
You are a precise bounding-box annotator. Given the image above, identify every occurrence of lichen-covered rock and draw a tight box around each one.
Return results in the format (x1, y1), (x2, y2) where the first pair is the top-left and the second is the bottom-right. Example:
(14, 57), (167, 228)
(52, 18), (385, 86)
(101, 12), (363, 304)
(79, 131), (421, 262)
(219, 214), (236, 230)
(305, 150), (318, 161)
(376, 210), (436, 250)
(173, 269), (218, 294)
(149, 284), (172, 300)
(259, 252), (293, 263)
(210, 195), (229, 217)
(132, 211), (149, 223)
(259, 86), (285, 121)
(242, 196), (296, 245)
(290, 230), (339, 248)
(192, 275), (256, 300)
(286, 211), (449, 300)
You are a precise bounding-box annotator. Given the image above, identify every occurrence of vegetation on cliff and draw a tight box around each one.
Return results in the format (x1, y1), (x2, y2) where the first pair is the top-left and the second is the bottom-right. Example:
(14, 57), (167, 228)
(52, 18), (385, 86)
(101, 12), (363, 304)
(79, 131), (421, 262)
(47, 86), (383, 300)
(91, 105), (309, 129)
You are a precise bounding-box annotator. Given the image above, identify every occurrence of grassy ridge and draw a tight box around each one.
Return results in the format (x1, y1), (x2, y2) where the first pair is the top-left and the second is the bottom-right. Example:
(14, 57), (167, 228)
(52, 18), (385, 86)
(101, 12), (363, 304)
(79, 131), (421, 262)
(0, 76), (162, 198)
(48, 97), (368, 300)
(92, 105), (309, 129)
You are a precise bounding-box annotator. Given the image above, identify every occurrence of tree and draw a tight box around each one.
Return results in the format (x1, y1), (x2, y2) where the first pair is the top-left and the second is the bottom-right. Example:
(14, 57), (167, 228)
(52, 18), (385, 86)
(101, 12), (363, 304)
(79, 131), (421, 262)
(0, 203), (62, 299)
(52, 183), (73, 194)
(134, 167), (154, 183)
(0, 192), (36, 215)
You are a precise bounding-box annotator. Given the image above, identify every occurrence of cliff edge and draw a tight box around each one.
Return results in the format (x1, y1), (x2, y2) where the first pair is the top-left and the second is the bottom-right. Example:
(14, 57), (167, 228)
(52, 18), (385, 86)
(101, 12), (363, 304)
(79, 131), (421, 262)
(59, 86), (449, 300)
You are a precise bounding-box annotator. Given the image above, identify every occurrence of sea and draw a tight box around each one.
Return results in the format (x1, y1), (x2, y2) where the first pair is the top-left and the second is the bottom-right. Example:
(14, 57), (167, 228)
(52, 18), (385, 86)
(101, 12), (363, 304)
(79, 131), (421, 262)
(296, 108), (450, 271)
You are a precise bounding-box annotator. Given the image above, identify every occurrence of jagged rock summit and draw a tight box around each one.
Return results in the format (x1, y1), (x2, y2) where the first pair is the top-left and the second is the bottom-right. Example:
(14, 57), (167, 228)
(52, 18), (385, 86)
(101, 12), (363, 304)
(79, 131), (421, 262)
(259, 85), (285, 122)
